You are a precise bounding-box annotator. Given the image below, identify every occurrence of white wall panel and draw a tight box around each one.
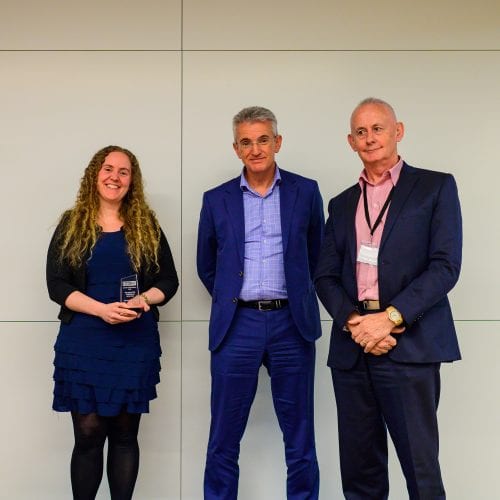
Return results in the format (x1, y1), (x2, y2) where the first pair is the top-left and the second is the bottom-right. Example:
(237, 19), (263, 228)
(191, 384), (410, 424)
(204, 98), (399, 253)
(180, 321), (210, 500)
(134, 321), (182, 500)
(1, 320), (492, 499)
(0, 0), (181, 49)
(315, 321), (498, 499)
(0, 322), (66, 499)
(183, 0), (500, 50)
(438, 321), (499, 499)
(0, 322), (181, 499)
(182, 50), (500, 321)
(180, 320), (495, 499)
(1, 0), (498, 498)
(0, 51), (181, 322)
(181, 321), (339, 498)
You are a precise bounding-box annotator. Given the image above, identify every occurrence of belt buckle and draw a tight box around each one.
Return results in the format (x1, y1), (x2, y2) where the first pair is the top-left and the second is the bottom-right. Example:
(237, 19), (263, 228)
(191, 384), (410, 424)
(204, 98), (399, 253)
(362, 299), (380, 311)
(258, 300), (273, 311)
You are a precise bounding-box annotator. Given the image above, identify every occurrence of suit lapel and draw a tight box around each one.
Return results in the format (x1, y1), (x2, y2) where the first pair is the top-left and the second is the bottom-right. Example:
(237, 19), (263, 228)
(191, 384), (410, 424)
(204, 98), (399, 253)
(346, 185), (361, 268)
(279, 170), (298, 255)
(224, 177), (245, 265)
(380, 163), (418, 251)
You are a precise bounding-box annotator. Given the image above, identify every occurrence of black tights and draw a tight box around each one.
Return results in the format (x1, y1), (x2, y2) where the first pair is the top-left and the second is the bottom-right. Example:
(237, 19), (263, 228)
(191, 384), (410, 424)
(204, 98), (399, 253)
(70, 411), (141, 500)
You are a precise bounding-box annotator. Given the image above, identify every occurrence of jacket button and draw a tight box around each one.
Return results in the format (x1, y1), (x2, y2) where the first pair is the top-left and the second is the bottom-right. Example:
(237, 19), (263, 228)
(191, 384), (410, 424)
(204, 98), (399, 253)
(239, 271), (244, 277)
(232, 297), (238, 303)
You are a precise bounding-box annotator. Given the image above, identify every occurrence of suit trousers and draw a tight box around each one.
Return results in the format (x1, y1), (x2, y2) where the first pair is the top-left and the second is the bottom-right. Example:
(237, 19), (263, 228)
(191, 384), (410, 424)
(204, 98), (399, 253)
(204, 305), (319, 500)
(332, 353), (445, 500)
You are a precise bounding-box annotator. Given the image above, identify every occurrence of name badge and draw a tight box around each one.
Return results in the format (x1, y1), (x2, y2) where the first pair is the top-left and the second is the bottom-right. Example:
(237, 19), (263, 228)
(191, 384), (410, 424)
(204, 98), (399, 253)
(357, 242), (379, 266)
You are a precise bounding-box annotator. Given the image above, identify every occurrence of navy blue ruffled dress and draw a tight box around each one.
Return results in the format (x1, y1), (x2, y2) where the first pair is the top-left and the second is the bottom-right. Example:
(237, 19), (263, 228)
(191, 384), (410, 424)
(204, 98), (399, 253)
(52, 230), (161, 416)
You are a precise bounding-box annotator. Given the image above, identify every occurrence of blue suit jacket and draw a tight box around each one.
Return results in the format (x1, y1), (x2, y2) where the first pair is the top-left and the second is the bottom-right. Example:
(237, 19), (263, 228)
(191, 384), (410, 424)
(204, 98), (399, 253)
(197, 168), (324, 351)
(315, 163), (462, 369)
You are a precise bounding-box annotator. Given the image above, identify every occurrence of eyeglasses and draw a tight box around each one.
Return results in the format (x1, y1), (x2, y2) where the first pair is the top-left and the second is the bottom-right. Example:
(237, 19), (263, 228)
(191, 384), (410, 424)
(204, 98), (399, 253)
(236, 135), (275, 150)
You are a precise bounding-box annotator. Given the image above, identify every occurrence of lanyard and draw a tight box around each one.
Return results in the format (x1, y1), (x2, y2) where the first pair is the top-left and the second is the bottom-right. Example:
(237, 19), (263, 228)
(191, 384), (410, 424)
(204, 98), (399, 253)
(362, 180), (395, 237)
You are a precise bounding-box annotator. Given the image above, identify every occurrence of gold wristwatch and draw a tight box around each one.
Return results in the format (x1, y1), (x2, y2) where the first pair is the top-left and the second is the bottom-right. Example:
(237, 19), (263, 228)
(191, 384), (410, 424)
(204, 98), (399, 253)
(386, 306), (403, 326)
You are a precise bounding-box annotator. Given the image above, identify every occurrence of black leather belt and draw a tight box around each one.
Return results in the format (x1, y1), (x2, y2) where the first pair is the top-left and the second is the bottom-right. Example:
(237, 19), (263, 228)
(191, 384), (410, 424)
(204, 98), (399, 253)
(358, 300), (382, 311)
(237, 299), (289, 311)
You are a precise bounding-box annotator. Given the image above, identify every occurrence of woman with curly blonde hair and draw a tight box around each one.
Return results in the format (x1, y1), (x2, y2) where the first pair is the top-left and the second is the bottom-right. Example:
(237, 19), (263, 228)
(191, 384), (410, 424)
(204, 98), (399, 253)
(46, 145), (178, 500)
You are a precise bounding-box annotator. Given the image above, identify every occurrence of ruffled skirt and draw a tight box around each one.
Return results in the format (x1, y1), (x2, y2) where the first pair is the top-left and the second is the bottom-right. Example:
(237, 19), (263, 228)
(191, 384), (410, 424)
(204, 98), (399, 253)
(52, 315), (161, 416)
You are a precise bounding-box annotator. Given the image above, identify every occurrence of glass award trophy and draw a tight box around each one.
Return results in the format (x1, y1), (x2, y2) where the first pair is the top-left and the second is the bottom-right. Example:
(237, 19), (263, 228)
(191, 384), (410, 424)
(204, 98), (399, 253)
(120, 274), (142, 312)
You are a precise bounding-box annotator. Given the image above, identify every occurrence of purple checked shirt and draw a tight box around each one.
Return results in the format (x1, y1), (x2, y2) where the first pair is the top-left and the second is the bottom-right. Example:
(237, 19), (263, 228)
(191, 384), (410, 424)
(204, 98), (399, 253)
(238, 166), (287, 301)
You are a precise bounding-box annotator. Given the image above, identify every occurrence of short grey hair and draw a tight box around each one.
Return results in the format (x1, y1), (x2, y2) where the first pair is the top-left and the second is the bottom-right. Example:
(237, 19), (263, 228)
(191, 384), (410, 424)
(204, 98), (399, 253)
(351, 97), (398, 126)
(232, 106), (278, 140)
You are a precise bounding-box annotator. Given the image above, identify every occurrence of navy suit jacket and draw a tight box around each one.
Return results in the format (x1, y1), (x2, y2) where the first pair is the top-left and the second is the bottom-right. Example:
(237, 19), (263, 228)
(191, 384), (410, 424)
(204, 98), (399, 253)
(197, 168), (324, 351)
(315, 163), (462, 369)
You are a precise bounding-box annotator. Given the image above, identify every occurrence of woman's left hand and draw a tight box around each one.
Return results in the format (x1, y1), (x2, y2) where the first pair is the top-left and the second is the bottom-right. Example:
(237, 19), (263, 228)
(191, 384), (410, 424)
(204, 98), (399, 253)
(124, 294), (150, 315)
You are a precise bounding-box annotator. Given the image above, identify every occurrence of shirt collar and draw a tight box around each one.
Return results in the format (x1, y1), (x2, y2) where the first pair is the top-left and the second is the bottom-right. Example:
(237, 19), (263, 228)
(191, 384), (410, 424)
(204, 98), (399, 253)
(240, 164), (282, 194)
(359, 157), (404, 187)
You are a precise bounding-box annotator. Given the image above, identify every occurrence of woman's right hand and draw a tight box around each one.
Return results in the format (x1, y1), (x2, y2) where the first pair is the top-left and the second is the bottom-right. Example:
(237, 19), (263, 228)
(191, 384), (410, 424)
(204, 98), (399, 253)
(65, 291), (139, 324)
(98, 302), (139, 324)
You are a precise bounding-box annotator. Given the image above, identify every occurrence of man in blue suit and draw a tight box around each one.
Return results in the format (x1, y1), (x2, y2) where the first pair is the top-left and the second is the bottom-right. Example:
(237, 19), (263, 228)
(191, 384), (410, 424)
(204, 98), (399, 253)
(197, 106), (324, 499)
(315, 97), (462, 499)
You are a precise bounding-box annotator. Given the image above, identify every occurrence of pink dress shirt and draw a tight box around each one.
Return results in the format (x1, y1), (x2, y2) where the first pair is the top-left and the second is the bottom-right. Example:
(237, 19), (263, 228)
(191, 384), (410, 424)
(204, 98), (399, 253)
(355, 159), (403, 300)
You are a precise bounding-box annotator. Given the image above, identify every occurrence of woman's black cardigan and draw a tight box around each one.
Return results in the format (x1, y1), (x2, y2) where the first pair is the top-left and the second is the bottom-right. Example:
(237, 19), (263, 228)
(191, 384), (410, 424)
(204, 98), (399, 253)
(46, 222), (179, 323)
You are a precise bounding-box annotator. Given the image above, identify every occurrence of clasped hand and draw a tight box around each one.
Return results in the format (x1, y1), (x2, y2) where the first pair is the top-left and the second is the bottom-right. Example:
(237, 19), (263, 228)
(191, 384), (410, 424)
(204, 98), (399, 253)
(347, 312), (405, 355)
(99, 295), (149, 324)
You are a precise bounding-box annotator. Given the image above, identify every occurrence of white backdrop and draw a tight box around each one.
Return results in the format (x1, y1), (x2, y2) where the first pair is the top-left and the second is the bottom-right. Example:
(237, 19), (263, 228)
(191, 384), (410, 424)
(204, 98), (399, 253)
(1, 1), (499, 498)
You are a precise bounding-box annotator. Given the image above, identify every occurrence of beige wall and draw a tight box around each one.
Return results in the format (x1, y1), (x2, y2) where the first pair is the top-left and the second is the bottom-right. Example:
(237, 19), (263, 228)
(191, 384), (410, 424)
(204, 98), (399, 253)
(1, 1), (499, 498)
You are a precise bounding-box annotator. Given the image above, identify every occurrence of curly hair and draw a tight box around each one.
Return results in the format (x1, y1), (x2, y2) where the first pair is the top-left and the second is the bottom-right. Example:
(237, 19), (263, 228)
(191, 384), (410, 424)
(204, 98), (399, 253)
(56, 145), (161, 272)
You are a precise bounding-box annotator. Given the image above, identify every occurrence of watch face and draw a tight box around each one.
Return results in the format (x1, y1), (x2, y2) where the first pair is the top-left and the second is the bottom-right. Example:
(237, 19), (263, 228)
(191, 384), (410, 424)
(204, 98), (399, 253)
(386, 306), (402, 325)
(389, 309), (402, 324)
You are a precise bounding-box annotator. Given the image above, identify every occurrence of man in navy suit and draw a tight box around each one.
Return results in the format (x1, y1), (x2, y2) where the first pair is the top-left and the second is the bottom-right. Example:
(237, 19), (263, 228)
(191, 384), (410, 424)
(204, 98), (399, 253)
(314, 97), (462, 499)
(197, 106), (324, 499)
